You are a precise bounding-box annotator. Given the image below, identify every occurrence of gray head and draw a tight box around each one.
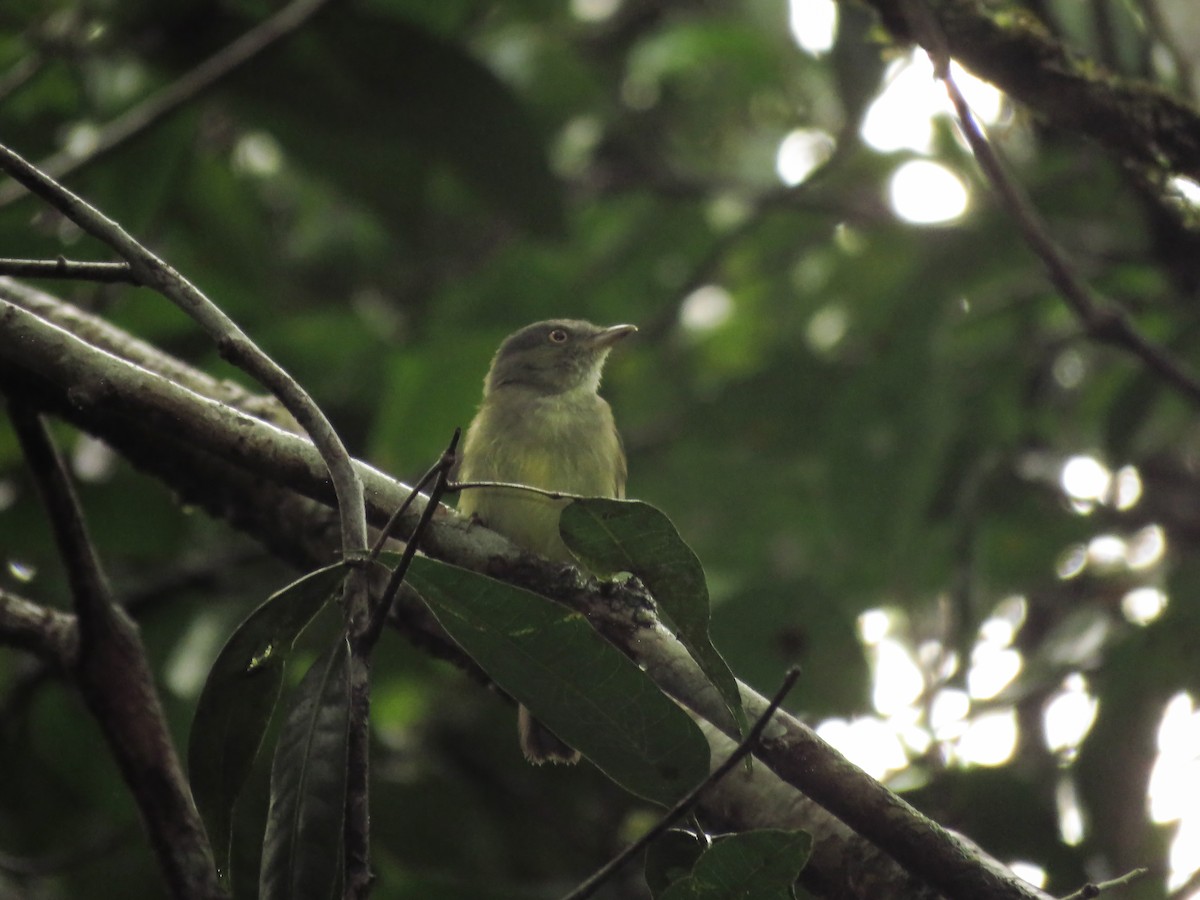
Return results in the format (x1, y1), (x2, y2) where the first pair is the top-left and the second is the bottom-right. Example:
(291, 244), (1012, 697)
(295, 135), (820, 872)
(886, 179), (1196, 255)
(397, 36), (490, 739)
(485, 319), (637, 395)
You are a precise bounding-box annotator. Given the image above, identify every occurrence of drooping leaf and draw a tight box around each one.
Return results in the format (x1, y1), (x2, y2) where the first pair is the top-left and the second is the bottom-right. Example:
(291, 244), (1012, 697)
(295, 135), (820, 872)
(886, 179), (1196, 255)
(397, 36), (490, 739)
(188, 563), (347, 879)
(658, 829), (812, 900)
(560, 498), (748, 738)
(404, 555), (710, 806)
(259, 634), (351, 900)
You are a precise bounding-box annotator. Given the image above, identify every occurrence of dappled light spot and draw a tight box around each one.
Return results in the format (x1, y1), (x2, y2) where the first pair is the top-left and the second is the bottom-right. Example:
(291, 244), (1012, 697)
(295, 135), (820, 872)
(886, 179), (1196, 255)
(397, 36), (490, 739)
(966, 643), (1021, 700)
(1150, 693), (1200, 888)
(1060, 454), (1111, 506)
(930, 688), (970, 741)
(1056, 777), (1086, 845)
(888, 160), (968, 225)
(815, 716), (908, 779)
(1114, 465), (1144, 510)
(788, 0), (837, 56)
(552, 116), (603, 177)
(1170, 175), (1200, 208)
(72, 433), (118, 482)
(64, 123), (100, 160)
(805, 303), (848, 353)
(570, 0), (621, 23)
(1126, 524), (1166, 570)
(1052, 348), (1086, 389)
(1009, 861), (1047, 889)
(6, 559), (36, 582)
(1042, 673), (1098, 756)
(775, 127), (835, 186)
(1151, 693), (1200, 824)
(871, 638), (924, 715)
(956, 710), (1017, 766)
(857, 607), (891, 646)
(165, 612), (227, 697)
(706, 192), (754, 231)
(1122, 586), (1168, 625)
(232, 131), (283, 178)
(1086, 534), (1127, 571)
(679, 284), (734, 333)
(1056, 543), (1088, 579)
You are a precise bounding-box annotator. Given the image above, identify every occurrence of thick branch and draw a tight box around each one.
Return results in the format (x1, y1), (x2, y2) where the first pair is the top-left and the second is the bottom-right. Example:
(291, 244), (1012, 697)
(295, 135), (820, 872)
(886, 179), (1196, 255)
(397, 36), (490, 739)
(855, 0), (1200, 179)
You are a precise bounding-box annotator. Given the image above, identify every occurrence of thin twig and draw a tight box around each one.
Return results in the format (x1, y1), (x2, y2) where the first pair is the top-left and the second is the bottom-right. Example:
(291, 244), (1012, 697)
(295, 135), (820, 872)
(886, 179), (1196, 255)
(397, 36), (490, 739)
(1062, 867), (1149, 900)
(360, 429), (460, 652)
(0, 257), (138, 283)
(7, 400), (224, 900)
(561, 667), (801, 900)
(0, 587), (78, 665)
(0, 0), (335, 208)
(367, 442), (455, 563)
(449, 479), (588, 502)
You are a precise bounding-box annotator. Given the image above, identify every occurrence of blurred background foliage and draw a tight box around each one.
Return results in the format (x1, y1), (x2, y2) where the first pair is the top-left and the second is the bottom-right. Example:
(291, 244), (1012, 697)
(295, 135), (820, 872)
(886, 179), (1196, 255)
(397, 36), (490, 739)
(2, 0), (1200, 897)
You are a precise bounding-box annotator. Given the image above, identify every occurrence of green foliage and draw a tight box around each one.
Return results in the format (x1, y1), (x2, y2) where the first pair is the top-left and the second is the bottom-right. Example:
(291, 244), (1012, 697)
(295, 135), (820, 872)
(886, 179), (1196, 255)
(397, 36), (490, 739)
(3, 0), (1200, 897)
(405, 555), (711, 806)
(260, 634), (351, 900)
(655, 829), (812, 900)
(645, 830), (708, 896)
(188, 563), (347, 880)
(561, 498), (748, 737)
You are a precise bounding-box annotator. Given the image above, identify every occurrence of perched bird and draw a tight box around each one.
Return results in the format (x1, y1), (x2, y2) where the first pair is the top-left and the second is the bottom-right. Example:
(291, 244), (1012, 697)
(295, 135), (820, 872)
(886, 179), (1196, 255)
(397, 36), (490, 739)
(457, 319), (636, 764)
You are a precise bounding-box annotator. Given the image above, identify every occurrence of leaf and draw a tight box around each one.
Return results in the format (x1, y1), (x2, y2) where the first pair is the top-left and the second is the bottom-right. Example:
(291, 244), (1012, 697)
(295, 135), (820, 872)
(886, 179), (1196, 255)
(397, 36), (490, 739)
(560, 499), (748, 739)
(658, 829), (812, 900)
(404, 555), (710, 806)
(260, 634), (351, 900)
(187, 563), (347, 880)
(645, 830), (707, 897)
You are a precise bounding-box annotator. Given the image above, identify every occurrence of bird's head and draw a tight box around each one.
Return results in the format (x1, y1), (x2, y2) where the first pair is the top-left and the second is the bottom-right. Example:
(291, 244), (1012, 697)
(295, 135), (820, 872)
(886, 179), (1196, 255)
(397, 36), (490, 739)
(485, 319), (637, 396)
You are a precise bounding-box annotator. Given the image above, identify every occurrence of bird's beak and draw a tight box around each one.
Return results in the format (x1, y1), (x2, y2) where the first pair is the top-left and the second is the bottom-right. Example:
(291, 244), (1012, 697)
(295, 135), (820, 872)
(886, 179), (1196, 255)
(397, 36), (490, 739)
(593, 324), (638, 348)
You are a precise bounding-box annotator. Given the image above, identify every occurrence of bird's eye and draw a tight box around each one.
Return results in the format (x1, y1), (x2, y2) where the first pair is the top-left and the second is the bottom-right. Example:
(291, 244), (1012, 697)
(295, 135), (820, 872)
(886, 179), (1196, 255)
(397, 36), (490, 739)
(548, 329), (569, 343)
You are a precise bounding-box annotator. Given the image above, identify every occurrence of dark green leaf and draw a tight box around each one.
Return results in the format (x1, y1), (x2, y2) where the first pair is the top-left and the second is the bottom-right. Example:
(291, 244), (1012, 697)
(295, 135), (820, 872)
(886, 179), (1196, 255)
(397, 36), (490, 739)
(188, 563), (347, 880)
(560, 499), (748, 738)
(404, 555), (710, 805)
(259, 634), (351, 900)
(658, 829), (812, 900)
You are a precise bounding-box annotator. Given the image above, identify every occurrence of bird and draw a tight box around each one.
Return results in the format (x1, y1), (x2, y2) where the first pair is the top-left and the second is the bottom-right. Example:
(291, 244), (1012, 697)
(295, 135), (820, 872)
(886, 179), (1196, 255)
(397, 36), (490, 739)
(456, 319), (636, 764)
